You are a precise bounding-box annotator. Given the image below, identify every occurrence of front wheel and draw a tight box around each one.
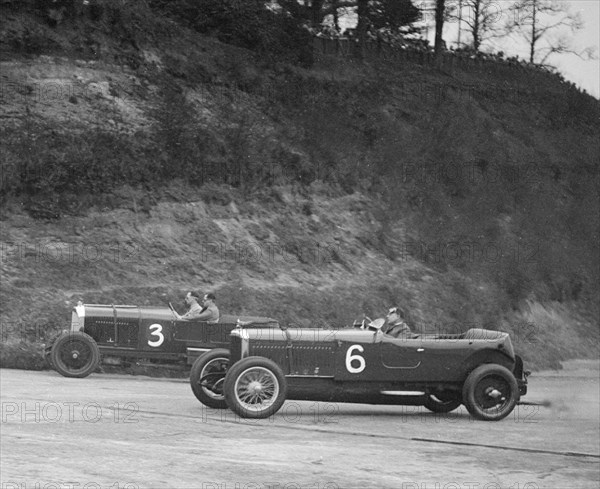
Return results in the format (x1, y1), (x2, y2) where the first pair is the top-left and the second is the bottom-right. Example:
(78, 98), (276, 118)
(223, 357), (287, 419)
(462, 364), (519, 421)
(50, 332), (100, 378)
(424, 393), (462, 413)
(190, 349), (230, 409)
(44, 332), (62, 369)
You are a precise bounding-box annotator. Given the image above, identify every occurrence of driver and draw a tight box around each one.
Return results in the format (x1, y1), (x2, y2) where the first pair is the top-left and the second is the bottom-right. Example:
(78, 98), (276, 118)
(382, 306), (413, 337)
(174, 291), (204, 320)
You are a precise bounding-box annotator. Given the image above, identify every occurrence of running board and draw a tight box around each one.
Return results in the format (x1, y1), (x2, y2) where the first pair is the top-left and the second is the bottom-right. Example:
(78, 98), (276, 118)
(380, 391), (426, 396)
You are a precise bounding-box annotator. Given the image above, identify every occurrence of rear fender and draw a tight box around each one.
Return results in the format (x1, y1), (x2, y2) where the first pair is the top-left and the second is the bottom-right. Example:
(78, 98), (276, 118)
(513, 354), (529, 396)
(460, 349), (516, 379)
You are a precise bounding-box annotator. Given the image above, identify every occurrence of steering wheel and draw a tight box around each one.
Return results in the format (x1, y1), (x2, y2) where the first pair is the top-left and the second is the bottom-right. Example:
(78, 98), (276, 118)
(368, 318), (385, 331)
(361, 316), (373, 329)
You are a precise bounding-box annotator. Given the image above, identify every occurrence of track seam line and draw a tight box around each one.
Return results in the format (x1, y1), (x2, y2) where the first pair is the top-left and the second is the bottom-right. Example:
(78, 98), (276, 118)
(130, 408), (600, 459)
(410, 438), (600, 459)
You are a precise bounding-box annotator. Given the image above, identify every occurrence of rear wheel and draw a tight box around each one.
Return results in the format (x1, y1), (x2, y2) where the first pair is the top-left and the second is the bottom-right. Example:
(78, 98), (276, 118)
(424, 393), (462, 413)
(224, 357), (287, 419)
(462, 364), (518, 421)
(50, 332), (100, 378)
(190, 349), (230, 409)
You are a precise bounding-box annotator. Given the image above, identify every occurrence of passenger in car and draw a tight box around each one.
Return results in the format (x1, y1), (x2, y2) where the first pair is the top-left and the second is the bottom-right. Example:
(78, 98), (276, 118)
(382, 306), (413, 337)
(194, 292), (220, 323)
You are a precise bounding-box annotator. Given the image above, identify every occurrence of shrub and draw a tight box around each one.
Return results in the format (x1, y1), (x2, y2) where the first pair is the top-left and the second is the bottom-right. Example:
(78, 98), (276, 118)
(151, 0), (313, 66)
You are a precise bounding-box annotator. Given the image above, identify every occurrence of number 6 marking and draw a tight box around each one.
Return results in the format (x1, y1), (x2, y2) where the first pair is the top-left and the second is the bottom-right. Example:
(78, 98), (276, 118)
(345, 344), (366, 373)
(148, 323), (164, 347)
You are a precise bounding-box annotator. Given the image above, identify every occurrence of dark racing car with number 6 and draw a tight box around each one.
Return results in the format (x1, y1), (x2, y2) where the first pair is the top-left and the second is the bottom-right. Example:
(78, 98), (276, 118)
(190, 320), (529, 421)
(45, 302), (278, 378)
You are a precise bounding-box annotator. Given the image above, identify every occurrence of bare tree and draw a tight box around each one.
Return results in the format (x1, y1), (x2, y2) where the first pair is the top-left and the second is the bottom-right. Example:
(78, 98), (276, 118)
(453, 0), (505, 51)
(507, 0), (595, 64)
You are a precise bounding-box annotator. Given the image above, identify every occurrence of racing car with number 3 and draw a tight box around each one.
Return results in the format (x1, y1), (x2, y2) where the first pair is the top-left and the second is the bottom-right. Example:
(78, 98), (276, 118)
(45, 302), (278, 378)
(190, 319), (529, 421)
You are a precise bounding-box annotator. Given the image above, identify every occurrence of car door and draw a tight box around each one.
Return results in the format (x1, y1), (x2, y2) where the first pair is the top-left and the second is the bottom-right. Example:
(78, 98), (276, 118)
(380, 336), (423, 374)
(381, 335), (471, 381)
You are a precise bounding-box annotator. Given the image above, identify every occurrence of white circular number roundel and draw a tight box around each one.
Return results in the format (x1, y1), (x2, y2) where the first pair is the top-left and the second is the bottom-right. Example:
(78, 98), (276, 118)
(148, 323), (164, 347)
(345, 344), (366, 373)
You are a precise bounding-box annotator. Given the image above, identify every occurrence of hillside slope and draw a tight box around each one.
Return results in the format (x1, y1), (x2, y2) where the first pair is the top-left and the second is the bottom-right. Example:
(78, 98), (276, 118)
(1, 3), (599, 370)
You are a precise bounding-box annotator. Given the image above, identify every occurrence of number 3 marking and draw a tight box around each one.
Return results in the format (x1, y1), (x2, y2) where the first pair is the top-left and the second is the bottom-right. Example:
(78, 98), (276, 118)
(148, 323), (164, 347)
(345, 344), (366, 373)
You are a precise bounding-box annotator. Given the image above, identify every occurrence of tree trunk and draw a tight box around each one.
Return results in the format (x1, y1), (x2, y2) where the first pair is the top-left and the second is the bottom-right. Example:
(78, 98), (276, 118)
(473, 1), (480, 51)
(434, 0), (446, 57)
(332, 0), (340, 31)
(457, 0), (463, 47)
(311, 0), (324, 28)
(529, 0), (537, 63)
(356, 0), (369, 58)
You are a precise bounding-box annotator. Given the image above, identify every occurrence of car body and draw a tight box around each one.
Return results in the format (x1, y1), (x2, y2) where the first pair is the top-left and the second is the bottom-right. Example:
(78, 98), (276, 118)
(190, 323), (529, 421)
(45, 302), (278, 378)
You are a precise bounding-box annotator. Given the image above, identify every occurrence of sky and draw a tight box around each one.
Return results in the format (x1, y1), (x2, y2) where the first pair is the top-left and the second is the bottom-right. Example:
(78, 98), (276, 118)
(545, 0), (599, 97)
(334, 0), (600, 98)
(439, 0), (600, 98)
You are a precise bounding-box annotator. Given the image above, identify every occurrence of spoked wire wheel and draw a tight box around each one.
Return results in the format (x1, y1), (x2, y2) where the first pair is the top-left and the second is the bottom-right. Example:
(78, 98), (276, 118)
(190, 349), (230, 409)
(224, 357), (287, 419)
(50, 332), (100, 378)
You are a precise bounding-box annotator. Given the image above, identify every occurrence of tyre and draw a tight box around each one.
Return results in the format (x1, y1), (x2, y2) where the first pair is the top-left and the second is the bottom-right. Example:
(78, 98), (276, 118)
(223, 356), (287, 419)
(44, 333), (61, 369)
(424, 393), (462, 413)
(190, 349), (230, 409)
(50, 332), (100, 378)
(462, 364), (519, 421)
(44, 346), (54, 369)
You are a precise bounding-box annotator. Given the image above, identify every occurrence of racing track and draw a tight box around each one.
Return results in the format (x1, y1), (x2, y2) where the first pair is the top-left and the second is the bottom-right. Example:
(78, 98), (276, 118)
(1, 361), (599, 489)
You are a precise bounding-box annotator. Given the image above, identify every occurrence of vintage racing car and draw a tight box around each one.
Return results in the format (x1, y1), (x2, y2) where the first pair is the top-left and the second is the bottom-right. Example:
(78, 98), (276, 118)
(45, 302), (278, 378)
(190, 319), (529, 421)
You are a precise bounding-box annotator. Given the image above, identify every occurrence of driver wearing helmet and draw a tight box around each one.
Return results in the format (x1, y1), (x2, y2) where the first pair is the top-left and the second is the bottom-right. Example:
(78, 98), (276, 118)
(383, 307), (412, 337)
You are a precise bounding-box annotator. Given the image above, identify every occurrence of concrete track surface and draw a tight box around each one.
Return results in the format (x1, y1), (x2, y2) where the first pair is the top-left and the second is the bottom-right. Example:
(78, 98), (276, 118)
(1, 361), (598, 489)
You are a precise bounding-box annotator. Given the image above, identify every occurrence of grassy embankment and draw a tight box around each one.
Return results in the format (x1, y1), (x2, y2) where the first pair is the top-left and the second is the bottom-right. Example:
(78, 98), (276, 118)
(1, 2), (598, 372)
